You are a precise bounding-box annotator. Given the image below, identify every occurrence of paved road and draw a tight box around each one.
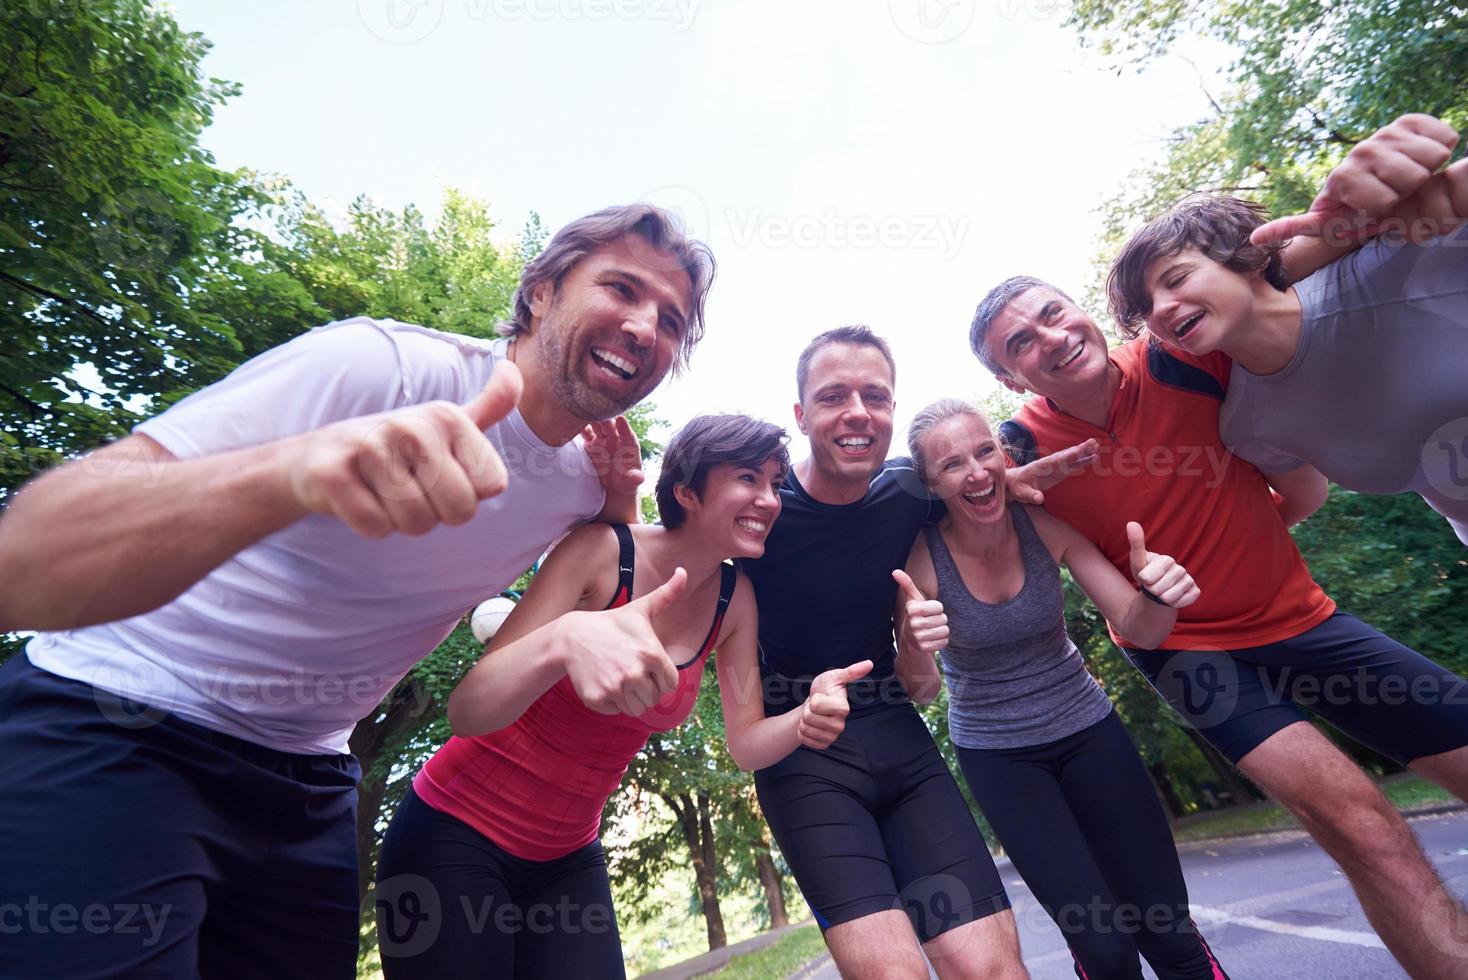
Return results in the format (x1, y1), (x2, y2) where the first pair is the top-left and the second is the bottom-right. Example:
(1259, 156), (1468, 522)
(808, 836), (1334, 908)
(797, 808), (1468, 979)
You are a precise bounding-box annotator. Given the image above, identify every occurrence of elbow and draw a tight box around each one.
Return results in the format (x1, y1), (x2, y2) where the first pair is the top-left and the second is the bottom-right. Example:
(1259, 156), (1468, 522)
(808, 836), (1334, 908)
(725, 737), (757, 772)
(444, 691), (483, 738)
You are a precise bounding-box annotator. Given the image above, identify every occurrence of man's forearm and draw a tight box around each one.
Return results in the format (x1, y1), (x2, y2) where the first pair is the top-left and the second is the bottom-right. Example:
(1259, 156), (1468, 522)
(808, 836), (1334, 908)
(0, 436), (307, 632)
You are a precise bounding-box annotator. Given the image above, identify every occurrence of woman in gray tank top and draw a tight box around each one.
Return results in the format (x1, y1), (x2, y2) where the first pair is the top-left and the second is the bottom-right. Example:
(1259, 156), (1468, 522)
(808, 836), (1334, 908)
(893, 399), (1229, 980)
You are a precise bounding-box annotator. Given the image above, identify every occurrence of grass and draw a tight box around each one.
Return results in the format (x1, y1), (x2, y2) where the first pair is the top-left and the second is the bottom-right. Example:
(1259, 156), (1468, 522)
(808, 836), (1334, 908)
(1172, 774), (1455, 843)
(704, 924), (827, 979)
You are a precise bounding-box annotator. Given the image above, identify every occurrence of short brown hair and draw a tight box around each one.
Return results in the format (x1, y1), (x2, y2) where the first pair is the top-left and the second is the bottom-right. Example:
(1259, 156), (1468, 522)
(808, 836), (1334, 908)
(1107, 195), (1288, 338)
(655, 415), (790, 529)
(795, 325), (896, 402)
(501, 204), (715, 372)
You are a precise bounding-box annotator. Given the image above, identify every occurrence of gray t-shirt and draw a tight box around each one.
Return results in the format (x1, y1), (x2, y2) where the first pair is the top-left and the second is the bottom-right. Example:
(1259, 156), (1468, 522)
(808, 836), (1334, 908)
(926, 504), (1114, 751)
(1219, 224), (1468, 543)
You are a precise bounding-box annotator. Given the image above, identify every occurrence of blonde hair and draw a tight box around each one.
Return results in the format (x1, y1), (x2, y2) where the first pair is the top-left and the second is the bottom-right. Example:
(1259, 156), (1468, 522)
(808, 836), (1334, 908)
(907, 398), (989, 482)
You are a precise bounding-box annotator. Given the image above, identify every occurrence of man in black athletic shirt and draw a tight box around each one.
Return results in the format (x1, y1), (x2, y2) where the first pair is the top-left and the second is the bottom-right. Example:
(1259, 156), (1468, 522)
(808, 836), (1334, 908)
(740, 326), (1066, 979)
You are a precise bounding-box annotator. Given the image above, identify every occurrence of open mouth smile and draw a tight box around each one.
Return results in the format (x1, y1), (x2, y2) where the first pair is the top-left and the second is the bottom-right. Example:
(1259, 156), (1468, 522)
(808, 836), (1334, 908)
(1053, 340), (1084, 371)
(836, 436), (874, 456)
(590, 347), (640, 381)
(1173, 312), (1204, 340)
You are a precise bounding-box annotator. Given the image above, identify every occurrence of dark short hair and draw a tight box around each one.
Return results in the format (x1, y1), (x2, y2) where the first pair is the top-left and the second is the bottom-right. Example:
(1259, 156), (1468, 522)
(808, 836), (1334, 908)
(1107, 195), (1288, 338)
(501, 204), (716, 373)
(655, 415), (790, 529)
(794, 325), (896, 402)
(969, 276), (1072, 376)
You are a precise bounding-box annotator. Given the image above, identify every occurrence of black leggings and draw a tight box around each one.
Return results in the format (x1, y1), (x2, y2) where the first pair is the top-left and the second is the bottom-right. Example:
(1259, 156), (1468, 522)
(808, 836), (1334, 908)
(957, 711), (1227, 980)
(376, 786), (625, 979)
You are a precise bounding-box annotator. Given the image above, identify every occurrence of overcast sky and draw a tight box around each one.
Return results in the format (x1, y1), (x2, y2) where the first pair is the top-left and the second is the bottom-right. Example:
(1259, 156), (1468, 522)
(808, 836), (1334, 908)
(169, 0), (1230, 444)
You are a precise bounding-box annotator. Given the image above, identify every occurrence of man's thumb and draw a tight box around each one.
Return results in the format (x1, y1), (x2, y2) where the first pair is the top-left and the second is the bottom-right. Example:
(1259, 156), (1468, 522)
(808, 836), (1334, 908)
(839, 659), (874, 685)
(464, 361), (524, 431)
(892, 569), (926, 604)
(639, 566), (688, 616)
(1127, 521), (1148, 566)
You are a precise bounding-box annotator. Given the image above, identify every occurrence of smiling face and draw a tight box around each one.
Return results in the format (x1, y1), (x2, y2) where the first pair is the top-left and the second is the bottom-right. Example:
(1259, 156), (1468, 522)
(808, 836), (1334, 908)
(677, 458), (785, 559)
(528, 236), (693, 423)
(1141, 247), (1261, 356)
(794, 342), (896, 489)
(917, 413), (1007, 525)
(983, 286), (1111, 403)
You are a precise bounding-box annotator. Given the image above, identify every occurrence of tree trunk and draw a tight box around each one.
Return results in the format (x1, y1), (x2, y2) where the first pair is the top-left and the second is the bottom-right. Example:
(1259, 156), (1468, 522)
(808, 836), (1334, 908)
(755, 844), (789, 929)
(1147, 761), (1188, 821)
(1182, 727), (1265, 804)
(667, 791), (727, 950)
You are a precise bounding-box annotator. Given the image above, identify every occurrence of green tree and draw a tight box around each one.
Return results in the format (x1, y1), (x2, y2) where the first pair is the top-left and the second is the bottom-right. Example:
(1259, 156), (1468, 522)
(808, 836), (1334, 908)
(1069, 0), (1468, 302)
(0, 0), (261, 499)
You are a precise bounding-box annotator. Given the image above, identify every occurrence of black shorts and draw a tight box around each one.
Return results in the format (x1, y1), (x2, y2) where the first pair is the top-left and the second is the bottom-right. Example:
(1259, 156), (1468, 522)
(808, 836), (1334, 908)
(753, 701), (1009, 943)
(376, 786), (625, 979)
(1126, 611), (1468, 764)
(0, 653), (361, 980)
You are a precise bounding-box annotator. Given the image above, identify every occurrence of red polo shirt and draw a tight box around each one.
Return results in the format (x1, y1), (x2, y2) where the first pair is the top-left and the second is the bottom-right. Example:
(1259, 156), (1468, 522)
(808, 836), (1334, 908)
(1002, 339), (1334, 651)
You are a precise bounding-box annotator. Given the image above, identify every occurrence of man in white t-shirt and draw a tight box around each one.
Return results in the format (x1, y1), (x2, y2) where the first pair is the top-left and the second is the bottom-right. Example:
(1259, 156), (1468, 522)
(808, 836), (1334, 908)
(0, 204), (713, 978)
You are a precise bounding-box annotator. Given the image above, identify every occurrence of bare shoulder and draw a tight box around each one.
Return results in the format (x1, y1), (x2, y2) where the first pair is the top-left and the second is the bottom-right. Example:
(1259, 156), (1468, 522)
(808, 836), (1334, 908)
(1022, 504), (1074, 562)
(535, 522), (622, 607)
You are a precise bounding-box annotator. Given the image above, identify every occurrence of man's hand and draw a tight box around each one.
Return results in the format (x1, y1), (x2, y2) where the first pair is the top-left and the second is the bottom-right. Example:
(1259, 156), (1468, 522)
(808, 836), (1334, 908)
(584, 415), (646, 500)
(798, 660), (874, 749)
(558, 567), (687, 715)
(1005, 438), (1100, 506)
(286, 362), (523, 538)
(1253, 114), (1460, 245)
(893, 569), (948, 656)
(1127, 522), (1200, 609)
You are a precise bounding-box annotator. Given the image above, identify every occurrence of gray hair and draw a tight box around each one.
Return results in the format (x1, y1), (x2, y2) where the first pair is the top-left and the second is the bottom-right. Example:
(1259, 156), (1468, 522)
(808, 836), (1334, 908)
(501, 203), (715, 373)
(968, 276), (1073, 376)
(907, 398), (988, 481)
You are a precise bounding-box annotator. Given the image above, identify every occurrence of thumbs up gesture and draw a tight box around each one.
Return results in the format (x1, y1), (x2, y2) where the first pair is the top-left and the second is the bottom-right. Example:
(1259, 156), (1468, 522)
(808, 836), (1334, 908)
(893, 569), (948, 656)
(287, 361), (524, 538)
(558, 567), (688, 716)
(798, 660), (874, 749)
(1127, 522), (1201, 609)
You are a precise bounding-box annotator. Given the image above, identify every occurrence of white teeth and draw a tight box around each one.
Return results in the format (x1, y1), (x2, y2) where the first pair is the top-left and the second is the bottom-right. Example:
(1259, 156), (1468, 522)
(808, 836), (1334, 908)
(836, 437), (872, 447)
(592, 348), (637, 377)
(963, 486), (996, 504)
(736, 519), (767, 533)
(1055, 341), (1083, 370)
(1175, 312), (1204, 338)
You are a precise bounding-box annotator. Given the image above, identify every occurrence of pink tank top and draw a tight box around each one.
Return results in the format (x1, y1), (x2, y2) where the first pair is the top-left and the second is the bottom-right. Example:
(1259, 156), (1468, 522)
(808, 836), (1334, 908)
(414, 526), (735, 861)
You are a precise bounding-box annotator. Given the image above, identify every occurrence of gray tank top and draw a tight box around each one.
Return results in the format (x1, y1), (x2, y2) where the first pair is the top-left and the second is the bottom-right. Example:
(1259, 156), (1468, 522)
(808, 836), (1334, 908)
(925, 503), (1114, 750)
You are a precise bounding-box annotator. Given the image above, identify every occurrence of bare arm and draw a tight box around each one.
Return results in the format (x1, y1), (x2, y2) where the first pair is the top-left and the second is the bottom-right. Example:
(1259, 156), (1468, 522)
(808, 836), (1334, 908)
(447, 526), (688, 736)
(1268, 464), (1330, 528)
(717, 576), (873, 771)
(0, 367), (522, 633)
(0, 434), (304, 631)
(892, 536), (944, 706)
(1031, 508), (1197, 650)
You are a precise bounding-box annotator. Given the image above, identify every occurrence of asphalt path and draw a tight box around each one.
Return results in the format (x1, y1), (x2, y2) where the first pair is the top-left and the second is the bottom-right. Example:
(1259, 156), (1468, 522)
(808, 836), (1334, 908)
(796, 808), (1468, 979)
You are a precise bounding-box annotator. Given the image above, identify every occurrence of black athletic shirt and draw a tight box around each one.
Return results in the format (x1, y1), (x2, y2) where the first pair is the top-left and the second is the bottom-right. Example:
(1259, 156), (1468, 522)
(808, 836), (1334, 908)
(739, 458), (937, 711)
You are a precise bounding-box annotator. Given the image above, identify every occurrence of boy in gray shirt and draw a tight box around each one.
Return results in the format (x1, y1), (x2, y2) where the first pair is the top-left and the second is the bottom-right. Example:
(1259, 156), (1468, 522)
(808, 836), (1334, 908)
(1106, 192), (1468, 543)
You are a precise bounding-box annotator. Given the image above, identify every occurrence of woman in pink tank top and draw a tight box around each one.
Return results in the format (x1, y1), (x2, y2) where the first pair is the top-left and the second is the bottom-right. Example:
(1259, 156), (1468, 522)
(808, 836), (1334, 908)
(376, 414), (874, 979)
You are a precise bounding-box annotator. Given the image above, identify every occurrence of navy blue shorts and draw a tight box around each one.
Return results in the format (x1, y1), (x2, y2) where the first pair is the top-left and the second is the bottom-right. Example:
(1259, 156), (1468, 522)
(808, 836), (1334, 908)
(1126, 611), (1468, 765)
(753, 701), (1009, 943)
(0, 654), (361, 979)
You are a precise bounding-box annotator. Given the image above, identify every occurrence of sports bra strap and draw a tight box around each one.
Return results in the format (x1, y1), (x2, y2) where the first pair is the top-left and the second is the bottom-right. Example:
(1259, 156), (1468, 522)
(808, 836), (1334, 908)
(606, 524), (636, 610)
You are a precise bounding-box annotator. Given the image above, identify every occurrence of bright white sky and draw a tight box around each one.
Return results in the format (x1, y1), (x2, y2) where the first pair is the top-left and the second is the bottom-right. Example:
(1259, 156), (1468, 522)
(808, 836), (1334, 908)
(168, 0), (1230, 445)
